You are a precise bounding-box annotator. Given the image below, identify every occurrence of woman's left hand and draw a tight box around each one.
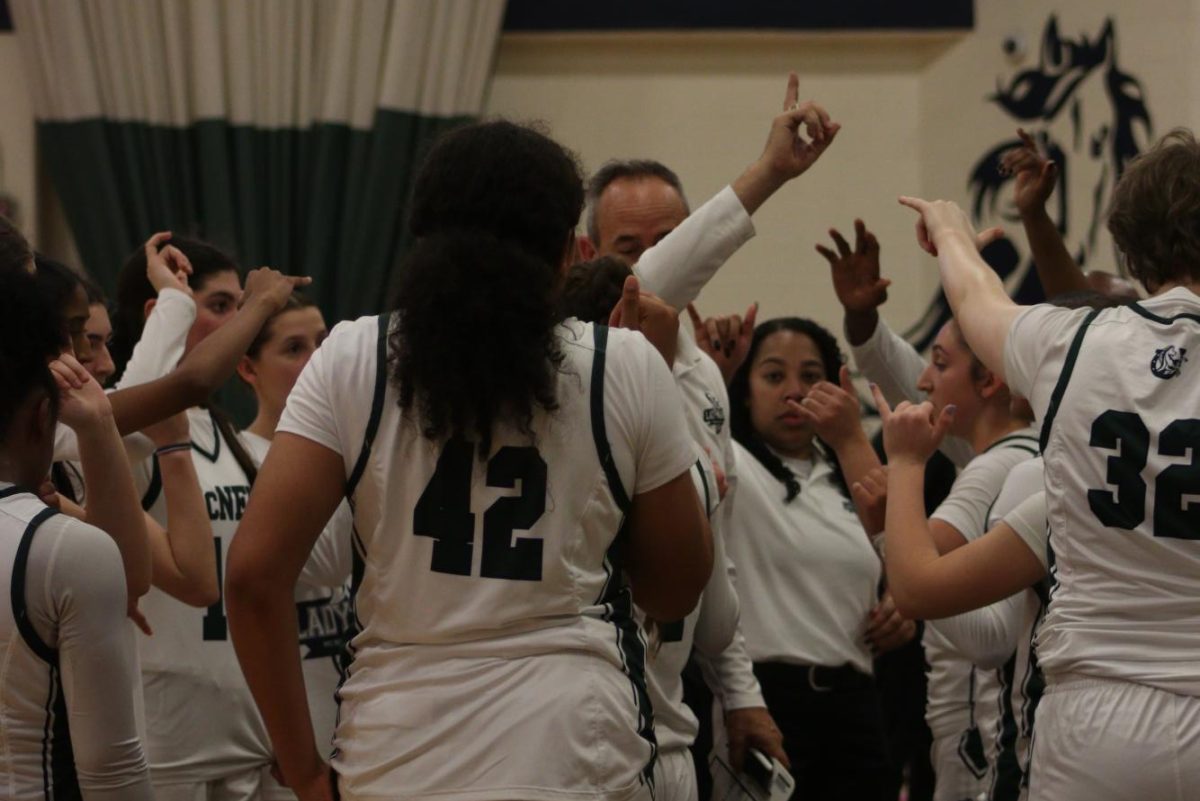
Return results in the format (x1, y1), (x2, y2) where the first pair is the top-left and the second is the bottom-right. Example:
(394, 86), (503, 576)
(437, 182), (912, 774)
(865, 592), (916, 655)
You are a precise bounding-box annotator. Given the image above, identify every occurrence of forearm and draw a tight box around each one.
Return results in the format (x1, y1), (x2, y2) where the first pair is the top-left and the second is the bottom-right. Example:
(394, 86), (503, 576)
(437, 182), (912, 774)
(730, 159), (788, 218)
(936, 232), (1018, 377)
(829, 431), (882, 498)
(153, 450), (219, 606)
(227, 578), (325, 789)
(883, 461), (943, 617)
(1021, 207), (1088, 298)
(844, 309), (879, 347)
(75, 419), (152, 598)
(109, 300), (274, 435)
(114, 288), (195, 389)
(695, 629), (766, 711)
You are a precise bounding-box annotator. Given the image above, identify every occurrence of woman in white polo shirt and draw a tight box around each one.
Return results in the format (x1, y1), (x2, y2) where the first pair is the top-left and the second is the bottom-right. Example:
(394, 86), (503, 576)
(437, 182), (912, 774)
(725, 316), (913, 801)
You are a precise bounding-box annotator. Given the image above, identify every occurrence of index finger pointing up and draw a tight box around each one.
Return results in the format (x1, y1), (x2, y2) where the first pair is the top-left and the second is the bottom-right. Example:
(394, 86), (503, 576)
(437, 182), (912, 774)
(869, 383), (892, 422)
(783, 71), (799, 111)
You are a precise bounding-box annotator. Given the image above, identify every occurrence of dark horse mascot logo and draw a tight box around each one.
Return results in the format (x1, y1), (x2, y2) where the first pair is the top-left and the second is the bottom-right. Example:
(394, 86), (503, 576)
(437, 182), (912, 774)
(905, 16), (1153, 351)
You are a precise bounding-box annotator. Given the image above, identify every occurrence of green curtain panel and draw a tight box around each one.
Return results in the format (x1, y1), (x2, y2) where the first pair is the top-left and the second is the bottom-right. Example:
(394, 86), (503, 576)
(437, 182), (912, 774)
(11, 0), (505, 324)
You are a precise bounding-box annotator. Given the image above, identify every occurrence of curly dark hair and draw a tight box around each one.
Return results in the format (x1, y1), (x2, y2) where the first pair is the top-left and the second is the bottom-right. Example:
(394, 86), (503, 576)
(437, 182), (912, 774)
(110, 236), (241, 378)
(392, 120), (584, 455)
(33, 255), (85, 350)
(0, 269), (63, 441)
(1107, 128), (1200, 290)
(559, 256), (633, 323)
(729, 317), (850, 502)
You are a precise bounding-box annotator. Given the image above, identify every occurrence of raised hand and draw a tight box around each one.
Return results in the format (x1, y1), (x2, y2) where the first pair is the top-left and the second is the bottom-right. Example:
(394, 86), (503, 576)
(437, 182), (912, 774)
(819, 219), (891, 314)
(791, 365), (866, 451)
(608, 275), (679, 367)
(49, 353), (114, 432)
(850, 465), (888, 536)
(760, 72), (840, 181)
(144, 232), (194, 296)
(242, 268), (313, 314)
(1000, 128), (1059, 218)
(870, 383), (954, 466)
(686, 301), (757, 384)
(898, 196), (1004, 257)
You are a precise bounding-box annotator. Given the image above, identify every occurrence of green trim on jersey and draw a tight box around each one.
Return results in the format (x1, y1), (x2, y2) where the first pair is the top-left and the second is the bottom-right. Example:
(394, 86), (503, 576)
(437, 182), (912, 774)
(346, 313), (390, 499)
(589, 325), (631, 515)
(1128, 302), (1200, 326)
(1038, 308), (1103, 454)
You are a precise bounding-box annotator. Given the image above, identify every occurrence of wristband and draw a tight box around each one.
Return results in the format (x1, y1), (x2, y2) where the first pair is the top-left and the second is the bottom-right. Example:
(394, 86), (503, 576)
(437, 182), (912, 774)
(155, 442), (193, 457)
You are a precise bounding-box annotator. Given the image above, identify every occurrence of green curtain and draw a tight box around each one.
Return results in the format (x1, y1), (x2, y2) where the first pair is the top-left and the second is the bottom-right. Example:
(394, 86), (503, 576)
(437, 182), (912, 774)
(12, 0), (505, 325)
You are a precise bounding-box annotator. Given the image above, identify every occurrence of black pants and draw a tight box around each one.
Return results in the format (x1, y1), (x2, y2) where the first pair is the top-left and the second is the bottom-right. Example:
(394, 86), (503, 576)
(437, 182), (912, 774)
(754, 661), (891, 801)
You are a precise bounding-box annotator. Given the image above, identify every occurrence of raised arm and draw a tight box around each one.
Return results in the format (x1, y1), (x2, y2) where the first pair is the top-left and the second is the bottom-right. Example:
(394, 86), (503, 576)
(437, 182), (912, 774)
(50, 355), (152, 601)
(143, 412), (220, 607)
(106, 268), (310, 435)
(1002, 129), (1089, 298)
(634, 72), (838, 309)
(114, 232), (197, 389)
(898, 197), (1021, 379)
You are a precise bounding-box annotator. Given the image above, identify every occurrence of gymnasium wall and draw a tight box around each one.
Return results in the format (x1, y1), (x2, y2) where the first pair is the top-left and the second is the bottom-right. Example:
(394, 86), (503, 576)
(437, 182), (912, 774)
(1, 1), (1196, 332)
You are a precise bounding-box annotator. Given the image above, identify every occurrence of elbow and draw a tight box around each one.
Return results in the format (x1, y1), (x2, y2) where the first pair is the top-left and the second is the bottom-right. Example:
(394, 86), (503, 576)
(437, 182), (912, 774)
(174, 365), (212, 408)
(632, 525), (714, 622)
(178, 583), (221, 609)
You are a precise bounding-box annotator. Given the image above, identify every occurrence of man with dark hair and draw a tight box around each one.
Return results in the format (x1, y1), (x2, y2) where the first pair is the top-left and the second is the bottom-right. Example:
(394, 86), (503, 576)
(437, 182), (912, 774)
(0, 214), (34, 274)
(577, 73), (845, 801)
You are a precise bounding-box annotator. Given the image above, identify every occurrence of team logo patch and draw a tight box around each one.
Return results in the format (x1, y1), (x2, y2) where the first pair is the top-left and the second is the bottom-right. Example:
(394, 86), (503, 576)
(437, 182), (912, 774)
(1150, 345), (1188, 379)
(702, 391), (726, 434)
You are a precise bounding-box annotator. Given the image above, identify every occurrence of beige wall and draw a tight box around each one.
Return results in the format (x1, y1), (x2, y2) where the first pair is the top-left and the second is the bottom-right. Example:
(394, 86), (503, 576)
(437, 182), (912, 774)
(0, 32), (37, 242)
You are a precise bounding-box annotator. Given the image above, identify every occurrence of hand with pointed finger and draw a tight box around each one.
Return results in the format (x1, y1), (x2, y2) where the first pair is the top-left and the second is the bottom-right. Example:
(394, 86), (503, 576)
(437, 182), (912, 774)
(819, 219), (891, 315)
(758, 72), (841, 182)
(37, 480), (62, 511)
(686, 301), (757, 384)
(242, 268), (313, 314)
(898, 196), (1003, 257)
(1000, 128), (1059, 218)
(850, 465), (888, 536)
(870, 383), (954, 467)
(144, 231), (194, 296)
(50, 353), (114, 431)
(790, 365), (865, 451)
(865, 592), (916, 655)
(609, 276), (679, 367)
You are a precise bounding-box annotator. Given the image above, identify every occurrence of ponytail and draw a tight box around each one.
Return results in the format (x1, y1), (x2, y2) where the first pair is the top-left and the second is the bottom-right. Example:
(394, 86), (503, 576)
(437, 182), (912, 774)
(391, 230), (563, 456)
(210, 406), (259, 487)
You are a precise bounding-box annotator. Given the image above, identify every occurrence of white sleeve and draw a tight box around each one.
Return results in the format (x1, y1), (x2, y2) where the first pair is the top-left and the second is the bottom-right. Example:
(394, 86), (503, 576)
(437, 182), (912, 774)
(932, 448), (1034, 542)
(928, 595), (1024, 669)
(849, 319), (974, 468)
(987, 458), (1045, 527)
(29, 518), (154, 800)
(299, 501), (355, 589)
(604, 331), (698, 495)
(114, 288), (196, 389)
(1002, 491), (1049, 572)
(692, 517), (738, 654)
(1003, 304), (1089, 413)
(278, 318), (378, 459)
(632, 186), (755, 309)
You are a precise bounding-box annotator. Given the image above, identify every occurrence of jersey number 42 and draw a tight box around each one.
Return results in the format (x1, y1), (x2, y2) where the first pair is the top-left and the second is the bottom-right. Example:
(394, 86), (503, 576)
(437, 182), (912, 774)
(414, 440), (548, 580)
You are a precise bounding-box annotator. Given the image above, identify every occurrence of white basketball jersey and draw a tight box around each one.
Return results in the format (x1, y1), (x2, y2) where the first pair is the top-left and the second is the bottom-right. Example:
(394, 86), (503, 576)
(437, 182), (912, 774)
(0, 489), (79, 799)
(133, 407), (271, 784)
(1032, 295), (1200, 695)
(278, 315), (696, 800)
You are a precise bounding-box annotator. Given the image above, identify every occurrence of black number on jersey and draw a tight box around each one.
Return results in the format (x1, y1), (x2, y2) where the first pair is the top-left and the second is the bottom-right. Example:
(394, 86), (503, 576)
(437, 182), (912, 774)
(413, 440), (548, 580)
(1087, 411), (1200, 539)
(203, 536), (227, 640)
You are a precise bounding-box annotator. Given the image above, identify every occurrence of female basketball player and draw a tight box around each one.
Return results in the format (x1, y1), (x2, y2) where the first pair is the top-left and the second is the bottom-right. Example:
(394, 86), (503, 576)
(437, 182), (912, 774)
(227, 120), (713, 801)
(899, 129), (1200, 801)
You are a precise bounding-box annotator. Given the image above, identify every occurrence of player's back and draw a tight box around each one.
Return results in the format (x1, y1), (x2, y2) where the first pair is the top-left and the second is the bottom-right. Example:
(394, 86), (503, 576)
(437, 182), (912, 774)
(279, 314), (696, 800)
(1037, 288), (1200, 695)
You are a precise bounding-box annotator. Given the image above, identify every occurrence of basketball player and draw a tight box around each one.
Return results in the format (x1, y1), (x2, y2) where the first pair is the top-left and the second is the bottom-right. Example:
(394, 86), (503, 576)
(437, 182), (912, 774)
(899, 128), (1200, 800)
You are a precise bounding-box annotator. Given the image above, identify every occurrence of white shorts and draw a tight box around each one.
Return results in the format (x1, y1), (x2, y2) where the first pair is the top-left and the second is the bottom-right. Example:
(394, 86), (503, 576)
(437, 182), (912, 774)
(652, 748), (698, 801)
(152, 768), (262, 801)
(1029, 675), (1200, 801)
(930, 734), (989, 801)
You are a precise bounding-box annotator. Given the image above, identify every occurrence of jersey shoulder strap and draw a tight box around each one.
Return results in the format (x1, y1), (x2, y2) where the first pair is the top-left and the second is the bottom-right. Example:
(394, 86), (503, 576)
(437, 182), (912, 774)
(589, 324), (631, 515)
(346, 313), (391, 499)
(11, 507), (61, 665)
(1038, 307), (1103, 453)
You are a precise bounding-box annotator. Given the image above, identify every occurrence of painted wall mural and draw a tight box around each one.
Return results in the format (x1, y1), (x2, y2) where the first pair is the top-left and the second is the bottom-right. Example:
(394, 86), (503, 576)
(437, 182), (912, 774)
(905, 15), (1153, 350)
